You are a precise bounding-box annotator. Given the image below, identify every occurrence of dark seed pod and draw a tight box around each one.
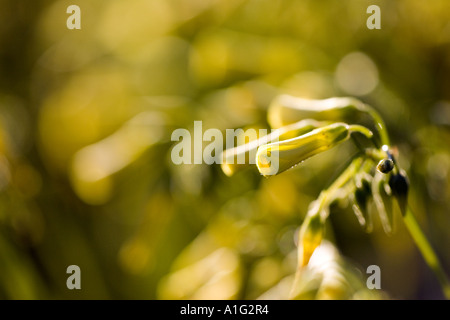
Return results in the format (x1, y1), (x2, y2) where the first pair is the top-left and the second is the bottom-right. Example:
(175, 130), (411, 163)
(377, 159), (394, 174)
(388, 171), (409, 215)
(389, 171), (409, 198)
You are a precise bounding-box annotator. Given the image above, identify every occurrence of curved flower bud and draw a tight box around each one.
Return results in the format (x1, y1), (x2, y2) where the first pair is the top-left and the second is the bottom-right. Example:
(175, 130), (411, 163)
(220, 119), (327, 176)
(267, 95), (368, 128)
(256, 123), (370, 176)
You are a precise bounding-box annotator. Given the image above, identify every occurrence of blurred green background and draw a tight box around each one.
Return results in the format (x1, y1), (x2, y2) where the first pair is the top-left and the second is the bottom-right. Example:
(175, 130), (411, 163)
(0, 0), (449, 299)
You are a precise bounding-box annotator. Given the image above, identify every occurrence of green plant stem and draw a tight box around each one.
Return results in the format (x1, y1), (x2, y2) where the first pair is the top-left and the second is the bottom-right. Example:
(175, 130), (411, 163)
(403, 206), (450, 299)
(348, 124), (373, 139)
(365, 106), (390, 147)
(316, 157), (363, 217)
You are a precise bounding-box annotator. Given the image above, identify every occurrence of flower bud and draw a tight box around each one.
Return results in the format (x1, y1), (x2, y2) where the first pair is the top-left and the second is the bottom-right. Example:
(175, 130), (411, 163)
(220, 120), (326, 176)
(267, 95), (368, 128)
(297, 211), (325, 268)
(389, 170), (409, 216)
(256, 123), (351, 176)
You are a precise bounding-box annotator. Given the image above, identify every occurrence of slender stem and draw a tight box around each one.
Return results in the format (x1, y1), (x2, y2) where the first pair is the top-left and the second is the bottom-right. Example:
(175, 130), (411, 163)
(348, 124), (373, 139)
(403, 206), (450, 299)
(316, 157), (363, 214)
(365, 148), (388, 163)
(365, 106), (390, 147)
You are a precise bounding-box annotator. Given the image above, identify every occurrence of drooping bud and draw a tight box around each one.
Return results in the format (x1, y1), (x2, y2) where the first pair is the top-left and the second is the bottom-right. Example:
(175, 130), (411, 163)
(389, 170), (409, 216)
(256, 123), (371, 176)
(220, 119), (327, 176)
(267, 95), (368, 128)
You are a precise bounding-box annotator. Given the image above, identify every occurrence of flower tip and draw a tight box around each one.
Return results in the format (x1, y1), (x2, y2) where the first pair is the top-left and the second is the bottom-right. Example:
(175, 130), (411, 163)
(256, 145), (279, 176)
(220, 163), (234, 177)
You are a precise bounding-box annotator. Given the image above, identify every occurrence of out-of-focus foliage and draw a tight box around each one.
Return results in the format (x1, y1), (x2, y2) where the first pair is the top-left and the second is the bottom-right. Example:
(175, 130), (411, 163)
(0, 0), (449, 299)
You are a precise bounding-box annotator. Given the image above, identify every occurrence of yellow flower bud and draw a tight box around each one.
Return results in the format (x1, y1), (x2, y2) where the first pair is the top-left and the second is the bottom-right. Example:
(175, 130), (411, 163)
(256, 123), (351, 176)
(220, 119), (327, 176)
(297, 209), (325, 268)
(268, 95), (368, 128)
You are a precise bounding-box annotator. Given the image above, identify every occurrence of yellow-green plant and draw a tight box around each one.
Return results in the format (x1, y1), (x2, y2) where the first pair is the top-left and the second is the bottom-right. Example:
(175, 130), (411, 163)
(221, 95), (450, 299)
